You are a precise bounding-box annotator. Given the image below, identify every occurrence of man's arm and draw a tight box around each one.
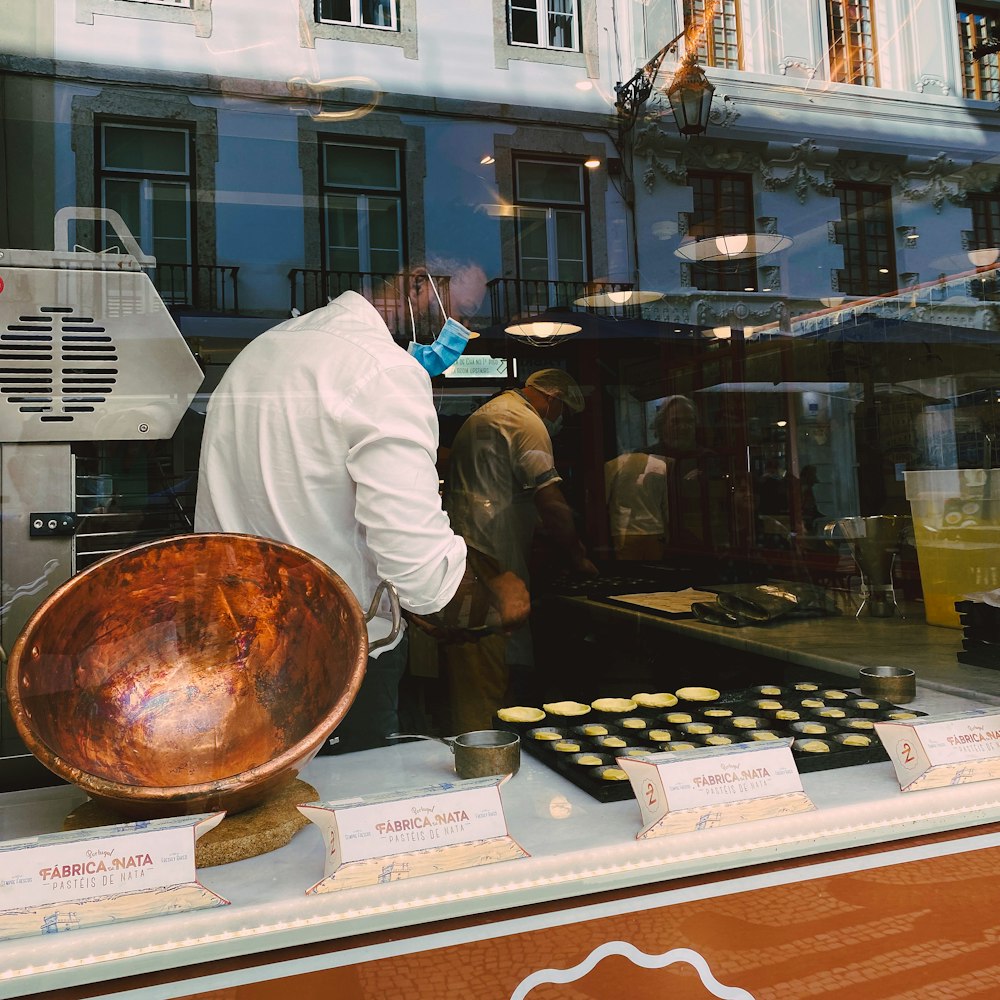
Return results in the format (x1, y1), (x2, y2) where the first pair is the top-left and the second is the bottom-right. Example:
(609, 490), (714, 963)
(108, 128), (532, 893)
(534, 482), (598, 576)
(405, 547), (531, 640)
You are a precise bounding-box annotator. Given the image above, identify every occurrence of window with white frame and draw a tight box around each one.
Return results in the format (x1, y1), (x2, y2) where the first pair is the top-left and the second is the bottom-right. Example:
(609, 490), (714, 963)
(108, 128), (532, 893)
(322, 141), (404, 279)
(99, 122), (193, 304)
(826, 0), (878, 87)
(958, 5), (1000, 101)
(508, 0), (579, 51)
(514, 159), (588, 311)
(317, 0), (397, 30)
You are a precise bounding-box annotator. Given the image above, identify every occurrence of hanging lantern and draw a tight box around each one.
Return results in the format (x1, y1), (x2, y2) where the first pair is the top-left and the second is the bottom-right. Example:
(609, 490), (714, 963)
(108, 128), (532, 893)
(666, 55), (716, 137)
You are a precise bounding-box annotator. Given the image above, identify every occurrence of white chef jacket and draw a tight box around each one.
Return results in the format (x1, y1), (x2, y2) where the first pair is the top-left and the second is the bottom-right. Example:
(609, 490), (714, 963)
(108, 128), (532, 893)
(195, 290), (467, 651)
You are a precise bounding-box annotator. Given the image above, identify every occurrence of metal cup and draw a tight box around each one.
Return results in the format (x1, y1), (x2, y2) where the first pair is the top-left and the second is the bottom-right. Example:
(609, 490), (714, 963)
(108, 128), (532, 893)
(451, 730), (521, 779)
(859, 665), (917, 704)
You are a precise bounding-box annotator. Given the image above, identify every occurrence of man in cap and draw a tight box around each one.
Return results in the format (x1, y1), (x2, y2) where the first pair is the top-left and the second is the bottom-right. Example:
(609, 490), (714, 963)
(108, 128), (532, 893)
(441, 368), (597, 732)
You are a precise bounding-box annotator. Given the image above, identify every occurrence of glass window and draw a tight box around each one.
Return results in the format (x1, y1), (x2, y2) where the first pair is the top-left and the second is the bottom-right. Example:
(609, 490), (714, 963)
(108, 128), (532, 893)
(508, 0), (578, 50)
(827, 0), (878, 86)
(99, 122), (193, 302)
(514, 159), (588, 310)
(683, 0), (742, 69)
(958, 5), (1000, 100)
(970, 191), (1000, 250)
(833, 181), (896, 296)
(322, 142), (403, 279)
(317, 0), (397, 29)
(686, 170), (757, 292)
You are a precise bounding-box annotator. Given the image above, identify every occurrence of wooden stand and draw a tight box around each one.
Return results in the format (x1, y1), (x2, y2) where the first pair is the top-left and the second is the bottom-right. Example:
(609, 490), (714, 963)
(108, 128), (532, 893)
(63, 779), (318, 867)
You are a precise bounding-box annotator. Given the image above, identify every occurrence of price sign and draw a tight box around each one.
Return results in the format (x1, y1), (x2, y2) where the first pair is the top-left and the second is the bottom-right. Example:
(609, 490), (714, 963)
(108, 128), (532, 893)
(617, 741), (815, 839)
(0, 814), (227, 941)
(875, 710), (1000, 791)
(299, 776), (528, 893)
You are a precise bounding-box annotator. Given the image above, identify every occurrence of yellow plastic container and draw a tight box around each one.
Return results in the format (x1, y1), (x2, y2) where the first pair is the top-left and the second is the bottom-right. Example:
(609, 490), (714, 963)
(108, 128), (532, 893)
(904, 470), (1000, 628)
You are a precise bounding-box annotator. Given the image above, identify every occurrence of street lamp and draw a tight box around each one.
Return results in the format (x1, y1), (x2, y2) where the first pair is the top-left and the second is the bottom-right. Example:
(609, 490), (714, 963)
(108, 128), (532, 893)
(666, 52), (716, 137)
(614, 3), (719, 139)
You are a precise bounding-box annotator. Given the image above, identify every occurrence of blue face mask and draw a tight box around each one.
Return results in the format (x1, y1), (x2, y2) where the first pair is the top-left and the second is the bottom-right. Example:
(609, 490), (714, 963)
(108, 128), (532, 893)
(407, 316), (473, 377)
(542, 412), (563, 437)
(404, 271), (475, 377)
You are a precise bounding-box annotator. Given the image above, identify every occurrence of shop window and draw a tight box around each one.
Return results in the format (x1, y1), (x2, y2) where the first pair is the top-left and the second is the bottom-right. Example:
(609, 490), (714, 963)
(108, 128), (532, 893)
(321, 140), (404, 291)
(98, 121), (194, 305)
(686, 170), (756, 292)
(513, 158), (589, 312)
(833, 182), (896, 296)
(958, 5), (1000, 101)
(508, 0), (579, 50)
(683, 0), (742, 70)
(317, 0), (397, 30)
(826, 0), (878, 86)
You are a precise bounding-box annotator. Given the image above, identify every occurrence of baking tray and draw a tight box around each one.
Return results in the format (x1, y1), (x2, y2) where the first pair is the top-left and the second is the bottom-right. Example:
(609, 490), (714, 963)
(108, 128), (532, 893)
(495, 684), (924, 804)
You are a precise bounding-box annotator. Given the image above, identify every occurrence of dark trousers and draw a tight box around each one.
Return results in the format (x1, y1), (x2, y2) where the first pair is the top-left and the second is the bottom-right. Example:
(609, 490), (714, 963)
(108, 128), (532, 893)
(318, 632), (409, 754)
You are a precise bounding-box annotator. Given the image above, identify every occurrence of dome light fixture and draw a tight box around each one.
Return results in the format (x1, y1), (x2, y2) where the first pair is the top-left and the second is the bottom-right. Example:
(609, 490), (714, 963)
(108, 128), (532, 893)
(969, 247), (1000, 268)
(504, 320), (582, 347)
(574, 288), (664, 307)
(674, 232), (792, 263)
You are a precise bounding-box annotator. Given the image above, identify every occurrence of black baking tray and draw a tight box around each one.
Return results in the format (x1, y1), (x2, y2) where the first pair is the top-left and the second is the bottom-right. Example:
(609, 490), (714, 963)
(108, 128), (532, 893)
(495, 685), (923, 803)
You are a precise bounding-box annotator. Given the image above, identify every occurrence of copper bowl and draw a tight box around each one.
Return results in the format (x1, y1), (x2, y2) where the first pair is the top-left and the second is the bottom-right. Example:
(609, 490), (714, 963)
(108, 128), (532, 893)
(5, 533), (370, 819)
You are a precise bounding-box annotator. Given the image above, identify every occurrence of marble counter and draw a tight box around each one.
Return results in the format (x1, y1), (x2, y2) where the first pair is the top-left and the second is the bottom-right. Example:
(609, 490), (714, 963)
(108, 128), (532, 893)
(557, 595), (1000, 705)
(3, 696), (1000, 998)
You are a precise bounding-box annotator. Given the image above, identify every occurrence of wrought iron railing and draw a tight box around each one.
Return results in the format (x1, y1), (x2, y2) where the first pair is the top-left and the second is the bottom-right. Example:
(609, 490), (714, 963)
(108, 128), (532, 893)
(487, 278), (636, 325)
(287, 269), (452, 338)
(152, 264), (240, 314)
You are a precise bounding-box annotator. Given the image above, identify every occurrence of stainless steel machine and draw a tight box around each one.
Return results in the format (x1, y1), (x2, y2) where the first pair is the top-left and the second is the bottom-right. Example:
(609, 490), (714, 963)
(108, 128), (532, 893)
(0, 208), (204, 787)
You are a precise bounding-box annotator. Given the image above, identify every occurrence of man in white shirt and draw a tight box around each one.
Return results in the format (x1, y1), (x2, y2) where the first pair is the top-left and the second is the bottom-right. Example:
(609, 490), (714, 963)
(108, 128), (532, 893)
(195, 288), (528, 752)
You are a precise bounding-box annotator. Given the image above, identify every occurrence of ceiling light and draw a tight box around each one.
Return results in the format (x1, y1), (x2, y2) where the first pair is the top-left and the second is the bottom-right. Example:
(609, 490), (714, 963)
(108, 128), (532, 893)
(969, 247), (1000, 267)
(575, 80), (593, 91)
(584, 157), (601, 169)
(675, 233), (792, 262)
(574, 288), (664, 307)
(505, 320), (581, 347)
(480, 154), (495, 165)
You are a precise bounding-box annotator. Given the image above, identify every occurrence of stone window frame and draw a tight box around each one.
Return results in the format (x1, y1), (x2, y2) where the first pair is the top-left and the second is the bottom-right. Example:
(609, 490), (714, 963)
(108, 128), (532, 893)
(75, 0), (213, 38)
(492, 0), (599, 76)
(71, 89), (219, 272)
(493, 128), (609, 285)
(297, 113), (427, 274)
(298, 0), (419, 60)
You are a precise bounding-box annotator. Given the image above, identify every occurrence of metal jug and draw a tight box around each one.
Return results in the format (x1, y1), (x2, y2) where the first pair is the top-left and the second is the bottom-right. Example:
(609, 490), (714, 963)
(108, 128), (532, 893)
(824, 515), (911, 618)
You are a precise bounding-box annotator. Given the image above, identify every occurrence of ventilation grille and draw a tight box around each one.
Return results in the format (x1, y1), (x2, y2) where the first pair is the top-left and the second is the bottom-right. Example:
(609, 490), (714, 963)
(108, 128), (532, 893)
(1, 306), (118, 424)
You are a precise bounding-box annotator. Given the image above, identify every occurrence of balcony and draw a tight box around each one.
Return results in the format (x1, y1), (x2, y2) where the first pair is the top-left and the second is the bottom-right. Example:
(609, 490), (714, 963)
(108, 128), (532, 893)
(152, 264), (241, 314)
(288, 269), (453, 337)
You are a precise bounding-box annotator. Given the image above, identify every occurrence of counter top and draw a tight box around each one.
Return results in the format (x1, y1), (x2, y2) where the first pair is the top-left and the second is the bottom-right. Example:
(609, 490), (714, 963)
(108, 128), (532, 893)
(2, 684), (1000, 998)
(560, 594), (1000, 705)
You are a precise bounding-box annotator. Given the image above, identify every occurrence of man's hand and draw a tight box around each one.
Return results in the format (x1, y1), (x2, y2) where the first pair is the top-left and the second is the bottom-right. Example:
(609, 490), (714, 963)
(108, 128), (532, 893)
(403, 552), (530, 644)
(482, 570), (531, 634)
